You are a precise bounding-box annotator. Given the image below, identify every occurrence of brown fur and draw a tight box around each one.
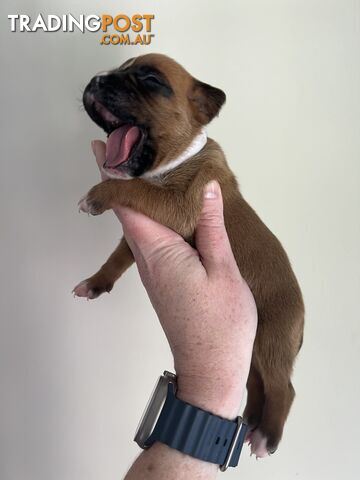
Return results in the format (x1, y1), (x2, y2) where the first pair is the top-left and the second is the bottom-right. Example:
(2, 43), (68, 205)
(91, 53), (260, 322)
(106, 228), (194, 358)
(78, 54), (304, 454)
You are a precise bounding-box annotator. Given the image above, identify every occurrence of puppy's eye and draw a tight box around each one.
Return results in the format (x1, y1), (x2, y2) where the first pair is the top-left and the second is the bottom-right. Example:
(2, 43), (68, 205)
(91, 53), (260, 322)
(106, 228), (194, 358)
(139, 73), (163, 85)
(136, 69), (173, 97)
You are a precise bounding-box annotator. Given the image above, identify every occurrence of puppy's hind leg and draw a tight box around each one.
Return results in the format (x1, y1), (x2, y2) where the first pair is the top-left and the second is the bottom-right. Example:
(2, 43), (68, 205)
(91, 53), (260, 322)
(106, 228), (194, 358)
(248, 334), (298, 458)
(73, 237), (134, 299)
(243, 362), (265, 432)
(250, 372), (295, 458)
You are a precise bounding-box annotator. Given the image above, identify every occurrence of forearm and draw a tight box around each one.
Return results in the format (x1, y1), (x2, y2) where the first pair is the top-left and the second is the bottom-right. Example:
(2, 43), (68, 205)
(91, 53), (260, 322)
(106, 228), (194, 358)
(125, 443), (218, 480)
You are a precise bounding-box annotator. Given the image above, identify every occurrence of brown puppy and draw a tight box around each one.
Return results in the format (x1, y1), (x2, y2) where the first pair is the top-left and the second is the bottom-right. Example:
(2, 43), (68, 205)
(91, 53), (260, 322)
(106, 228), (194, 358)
(74, 53), (304, 457)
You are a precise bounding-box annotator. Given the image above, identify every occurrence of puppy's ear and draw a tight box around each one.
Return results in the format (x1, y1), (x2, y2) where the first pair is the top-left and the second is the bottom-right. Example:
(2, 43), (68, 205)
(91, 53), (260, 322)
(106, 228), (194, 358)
(120, 57), (136, 70)
(188, 80), (226, 125)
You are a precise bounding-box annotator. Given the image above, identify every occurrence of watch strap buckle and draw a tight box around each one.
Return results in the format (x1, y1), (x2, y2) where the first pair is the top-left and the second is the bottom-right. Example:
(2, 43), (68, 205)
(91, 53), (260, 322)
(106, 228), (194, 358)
(220, 417), (248, 472)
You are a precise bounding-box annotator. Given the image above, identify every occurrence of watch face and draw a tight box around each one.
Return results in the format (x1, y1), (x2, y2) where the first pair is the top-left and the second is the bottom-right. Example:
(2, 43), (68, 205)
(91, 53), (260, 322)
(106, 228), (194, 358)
(134, 371), (177, 449)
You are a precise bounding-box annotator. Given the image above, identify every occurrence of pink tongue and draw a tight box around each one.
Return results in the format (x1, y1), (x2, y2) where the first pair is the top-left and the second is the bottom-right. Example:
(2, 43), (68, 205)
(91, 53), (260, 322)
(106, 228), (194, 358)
(105, 125), (141, 168)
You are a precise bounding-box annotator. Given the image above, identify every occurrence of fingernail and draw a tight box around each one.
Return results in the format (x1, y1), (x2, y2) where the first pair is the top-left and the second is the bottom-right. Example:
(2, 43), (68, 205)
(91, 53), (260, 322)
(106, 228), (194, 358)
(91, 141), (96, 155)
(204, 181), (219, 199)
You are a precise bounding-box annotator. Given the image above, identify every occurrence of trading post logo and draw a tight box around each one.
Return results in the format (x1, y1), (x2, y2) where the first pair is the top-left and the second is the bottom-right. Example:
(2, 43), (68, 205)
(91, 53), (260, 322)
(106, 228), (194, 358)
(7, 14), (155, 45)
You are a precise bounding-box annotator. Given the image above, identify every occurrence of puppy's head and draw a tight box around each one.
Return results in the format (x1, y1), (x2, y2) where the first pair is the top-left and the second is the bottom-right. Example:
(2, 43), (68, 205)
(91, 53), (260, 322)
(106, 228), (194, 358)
(83, 53), (226, 178)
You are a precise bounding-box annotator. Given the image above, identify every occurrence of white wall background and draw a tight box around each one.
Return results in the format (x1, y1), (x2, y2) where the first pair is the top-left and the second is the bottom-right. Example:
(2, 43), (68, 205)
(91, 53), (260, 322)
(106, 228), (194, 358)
(1, 1), (359, 479)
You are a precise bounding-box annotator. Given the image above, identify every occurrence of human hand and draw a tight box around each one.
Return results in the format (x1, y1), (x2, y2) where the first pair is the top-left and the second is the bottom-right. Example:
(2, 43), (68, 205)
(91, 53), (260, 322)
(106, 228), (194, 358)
(92, 139), (257, 420)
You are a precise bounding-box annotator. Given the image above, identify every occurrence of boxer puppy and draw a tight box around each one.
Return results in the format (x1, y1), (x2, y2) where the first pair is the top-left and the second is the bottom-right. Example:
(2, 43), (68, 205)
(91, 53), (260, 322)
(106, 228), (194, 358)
(73, 53), (304, 458)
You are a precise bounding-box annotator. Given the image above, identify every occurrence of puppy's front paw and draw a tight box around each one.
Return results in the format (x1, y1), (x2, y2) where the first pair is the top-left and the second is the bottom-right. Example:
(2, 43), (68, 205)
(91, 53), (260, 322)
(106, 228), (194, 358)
(78, 186), (107, 216)
(72, 280), (97, 300)
(72, 274), (114, 300)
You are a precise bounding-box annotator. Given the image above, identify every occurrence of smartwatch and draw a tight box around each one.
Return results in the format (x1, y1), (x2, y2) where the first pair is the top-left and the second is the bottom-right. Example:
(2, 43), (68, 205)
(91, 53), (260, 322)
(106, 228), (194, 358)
(134, 371), (248, 471)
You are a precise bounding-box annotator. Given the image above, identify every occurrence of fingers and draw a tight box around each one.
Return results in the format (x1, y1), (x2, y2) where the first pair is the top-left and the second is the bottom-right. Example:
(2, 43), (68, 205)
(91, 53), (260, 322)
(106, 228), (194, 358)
(195, 181), (238, 276)
(117, 206), (187, 266)
(117, 207), (173, 250)
(91, 140), (107, 181)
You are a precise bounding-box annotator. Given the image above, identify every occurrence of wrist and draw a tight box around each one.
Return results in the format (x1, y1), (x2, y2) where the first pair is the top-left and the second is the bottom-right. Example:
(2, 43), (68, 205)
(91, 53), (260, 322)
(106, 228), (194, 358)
(176, 373), (244, 420)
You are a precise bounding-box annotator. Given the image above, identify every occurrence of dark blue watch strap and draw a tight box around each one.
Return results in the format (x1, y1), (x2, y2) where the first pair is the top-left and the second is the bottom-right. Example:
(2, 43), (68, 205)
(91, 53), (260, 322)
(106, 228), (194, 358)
(145, 384), (247, 469)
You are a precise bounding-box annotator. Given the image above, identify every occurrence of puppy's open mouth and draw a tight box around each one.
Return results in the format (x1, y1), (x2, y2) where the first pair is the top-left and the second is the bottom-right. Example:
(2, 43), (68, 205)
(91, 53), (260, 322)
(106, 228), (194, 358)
(105, 124), (141, 170)
(87, 95), (145, 175)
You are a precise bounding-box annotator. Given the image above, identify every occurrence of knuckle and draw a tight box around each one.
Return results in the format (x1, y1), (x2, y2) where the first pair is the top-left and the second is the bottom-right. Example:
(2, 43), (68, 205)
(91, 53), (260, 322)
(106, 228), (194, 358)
(198, 209), (224, 227)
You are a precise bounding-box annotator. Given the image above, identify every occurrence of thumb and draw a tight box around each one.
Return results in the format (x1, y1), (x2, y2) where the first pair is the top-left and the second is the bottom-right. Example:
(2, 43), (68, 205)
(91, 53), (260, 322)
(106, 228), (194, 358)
(195, 181), (236, 275)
